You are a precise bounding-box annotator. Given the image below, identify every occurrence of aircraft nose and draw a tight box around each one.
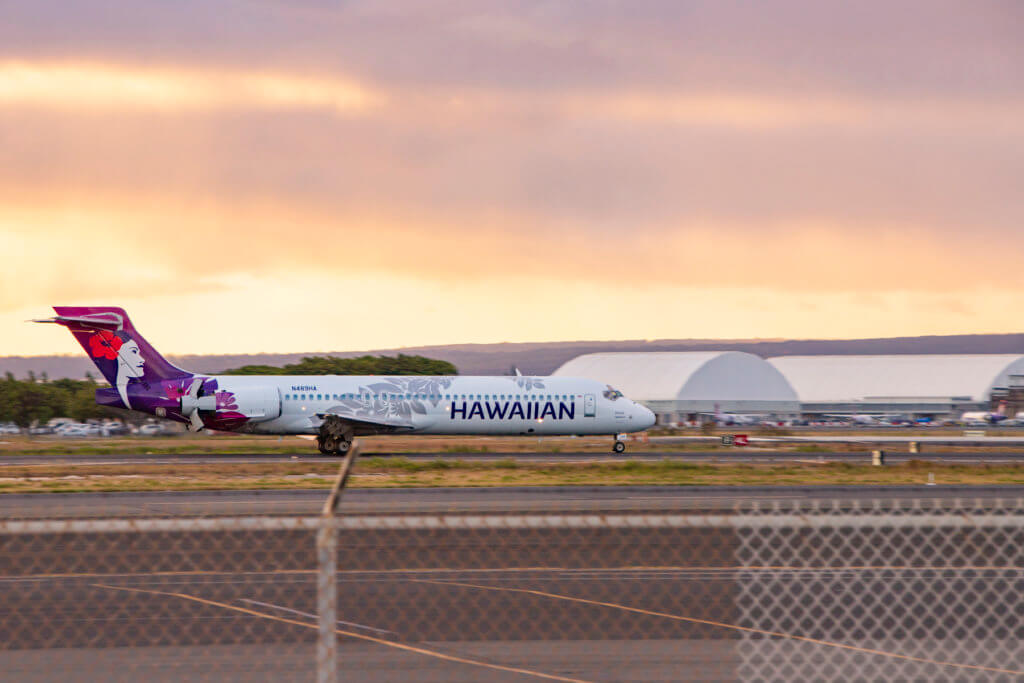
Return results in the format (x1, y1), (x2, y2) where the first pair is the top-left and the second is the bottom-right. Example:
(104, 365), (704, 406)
(636, 403), (656, 430)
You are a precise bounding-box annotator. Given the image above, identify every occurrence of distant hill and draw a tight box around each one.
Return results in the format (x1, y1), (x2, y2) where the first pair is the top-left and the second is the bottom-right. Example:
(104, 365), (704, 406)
(4, 333), (1024, 380)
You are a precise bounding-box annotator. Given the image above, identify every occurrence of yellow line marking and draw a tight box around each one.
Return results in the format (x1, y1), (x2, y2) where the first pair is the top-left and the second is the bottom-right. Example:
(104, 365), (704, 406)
(94, 583), (592, 683)
(5, 564), (1024, 581)
(418, 578), (1024, 677)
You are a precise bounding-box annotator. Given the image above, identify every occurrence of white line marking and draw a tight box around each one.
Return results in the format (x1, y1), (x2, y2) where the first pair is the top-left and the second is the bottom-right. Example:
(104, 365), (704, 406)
(238, 598), (396, 636)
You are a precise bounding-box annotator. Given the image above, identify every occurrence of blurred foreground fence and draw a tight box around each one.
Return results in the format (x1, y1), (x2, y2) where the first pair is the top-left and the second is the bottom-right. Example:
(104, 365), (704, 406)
(2, 500), (1024, 681)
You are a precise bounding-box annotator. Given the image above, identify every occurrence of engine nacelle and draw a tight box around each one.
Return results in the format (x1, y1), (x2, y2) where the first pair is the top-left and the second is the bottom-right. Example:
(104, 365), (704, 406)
(180, 385), (281, 423)
(224, 386), (281, 422)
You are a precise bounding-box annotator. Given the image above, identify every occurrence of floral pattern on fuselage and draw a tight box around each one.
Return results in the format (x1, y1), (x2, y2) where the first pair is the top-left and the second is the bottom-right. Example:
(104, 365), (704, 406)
(508, 376), (545, 391)
(326, 376), (455, 424)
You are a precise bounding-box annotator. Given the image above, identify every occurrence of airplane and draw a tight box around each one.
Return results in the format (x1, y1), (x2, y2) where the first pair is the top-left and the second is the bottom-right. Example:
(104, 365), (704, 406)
(713, 413), (759, 426)
(960, 406), (1009, 425)
(35, 306), (656, 454)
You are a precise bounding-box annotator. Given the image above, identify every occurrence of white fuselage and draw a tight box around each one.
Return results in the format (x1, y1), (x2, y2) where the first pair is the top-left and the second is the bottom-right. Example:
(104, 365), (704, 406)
(210, 375), (656, 436)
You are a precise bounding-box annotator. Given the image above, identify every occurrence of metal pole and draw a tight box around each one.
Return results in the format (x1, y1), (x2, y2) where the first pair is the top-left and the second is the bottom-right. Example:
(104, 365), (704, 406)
(316, 520), (338, 683)
(316, 443), (359, 683)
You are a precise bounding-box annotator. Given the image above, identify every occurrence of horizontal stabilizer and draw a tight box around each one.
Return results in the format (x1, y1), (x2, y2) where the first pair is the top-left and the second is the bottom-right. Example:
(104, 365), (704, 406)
(32, 313), (124, 331)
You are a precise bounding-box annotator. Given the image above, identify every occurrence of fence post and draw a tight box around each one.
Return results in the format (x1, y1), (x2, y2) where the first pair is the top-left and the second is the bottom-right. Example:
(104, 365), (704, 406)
(316, 443), (360, 683)
(316, 519), (338, 683)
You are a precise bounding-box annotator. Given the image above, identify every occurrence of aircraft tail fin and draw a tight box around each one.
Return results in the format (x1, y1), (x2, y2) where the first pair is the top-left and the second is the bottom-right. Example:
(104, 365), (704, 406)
(33, 306), (192, 387)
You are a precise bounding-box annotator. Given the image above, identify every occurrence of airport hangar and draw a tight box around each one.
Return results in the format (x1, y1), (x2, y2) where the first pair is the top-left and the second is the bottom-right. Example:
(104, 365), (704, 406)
(552, 351), (800, 424)
(553, 352), (1024, 423)
(768, 354), (1024, 420)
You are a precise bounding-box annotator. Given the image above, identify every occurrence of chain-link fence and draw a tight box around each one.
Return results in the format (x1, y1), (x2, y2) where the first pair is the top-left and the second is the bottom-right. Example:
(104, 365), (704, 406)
(2, 500), (1024, 681)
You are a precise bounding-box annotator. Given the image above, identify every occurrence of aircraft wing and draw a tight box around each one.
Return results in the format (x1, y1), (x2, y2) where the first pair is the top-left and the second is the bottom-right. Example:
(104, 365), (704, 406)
(315, 410), (416, 433)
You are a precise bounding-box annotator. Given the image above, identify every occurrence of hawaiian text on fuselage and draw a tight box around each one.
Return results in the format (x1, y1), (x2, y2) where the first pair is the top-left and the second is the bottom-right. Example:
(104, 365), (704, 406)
(450, 401), (575, 420)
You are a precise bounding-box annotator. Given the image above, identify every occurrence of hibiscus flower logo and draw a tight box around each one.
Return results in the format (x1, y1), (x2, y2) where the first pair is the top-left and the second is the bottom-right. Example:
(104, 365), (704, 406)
(163, 378), (193, 401)
(215, 391), (239, 412)
(88, 330), (123, 360)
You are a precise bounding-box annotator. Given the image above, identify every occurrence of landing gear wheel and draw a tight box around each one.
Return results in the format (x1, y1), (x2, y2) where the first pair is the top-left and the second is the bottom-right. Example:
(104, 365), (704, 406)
(613, 440), (626, 454)
(318, 415), (355, 457)
(317, 435), (337, 456)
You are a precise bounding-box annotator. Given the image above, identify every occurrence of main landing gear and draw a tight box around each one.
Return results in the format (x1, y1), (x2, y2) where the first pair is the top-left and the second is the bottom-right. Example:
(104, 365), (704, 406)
(318, 415), (355, 456)
(613, 440), (626, 454)
(318, 436), (353, 455)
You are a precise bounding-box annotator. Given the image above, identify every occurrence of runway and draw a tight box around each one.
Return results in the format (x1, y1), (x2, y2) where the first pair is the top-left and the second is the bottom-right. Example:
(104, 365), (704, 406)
(0, 521), (740, 682)
(5, 449), (1024, 467)
(2, 484), (1024, 519)
(3, 506), (1023, 681)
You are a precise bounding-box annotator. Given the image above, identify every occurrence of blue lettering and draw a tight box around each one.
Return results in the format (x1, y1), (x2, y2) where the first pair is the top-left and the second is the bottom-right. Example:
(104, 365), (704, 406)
(509, 402), (525, 419)
(486, 402), (509, 419)
(541, 402), (556, 419)
(468, 402), (485, 419)
(558, 402), (575, 420)
(451, 402), (467, 419)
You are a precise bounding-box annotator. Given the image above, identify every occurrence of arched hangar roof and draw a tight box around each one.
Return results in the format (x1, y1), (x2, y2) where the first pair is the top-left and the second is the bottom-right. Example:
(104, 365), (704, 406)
(768, 355), (1024, 404)
(553, 352), (799, 412)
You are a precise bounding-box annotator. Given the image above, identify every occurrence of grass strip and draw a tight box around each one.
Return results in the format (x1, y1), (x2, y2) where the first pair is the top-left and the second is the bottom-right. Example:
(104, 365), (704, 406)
(2, 459), (1024, 493)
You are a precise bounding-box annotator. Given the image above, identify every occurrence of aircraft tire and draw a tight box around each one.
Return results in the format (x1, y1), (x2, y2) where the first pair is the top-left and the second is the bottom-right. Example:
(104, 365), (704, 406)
(336, 439), (352, 455)
(613, 440), (626, 454)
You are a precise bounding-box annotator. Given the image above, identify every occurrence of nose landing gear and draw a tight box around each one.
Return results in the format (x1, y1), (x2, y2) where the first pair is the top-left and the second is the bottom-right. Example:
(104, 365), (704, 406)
(612, 440), (626, 454)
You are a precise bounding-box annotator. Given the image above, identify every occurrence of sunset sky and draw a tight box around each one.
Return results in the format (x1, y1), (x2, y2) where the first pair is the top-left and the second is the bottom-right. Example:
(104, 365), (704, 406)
(3, 1), (1022, 356)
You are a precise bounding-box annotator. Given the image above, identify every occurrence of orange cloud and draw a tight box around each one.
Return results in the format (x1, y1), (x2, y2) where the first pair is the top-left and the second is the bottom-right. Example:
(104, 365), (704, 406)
(1, 187), (1017, 317)
(2, 59), (1019, 135)
(0, 61), (382, 113)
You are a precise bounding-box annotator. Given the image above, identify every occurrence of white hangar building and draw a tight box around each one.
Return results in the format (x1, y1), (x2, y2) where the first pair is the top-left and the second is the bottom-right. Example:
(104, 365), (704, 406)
(553, 351), (800, 423)
(768, 355), (1024, 417)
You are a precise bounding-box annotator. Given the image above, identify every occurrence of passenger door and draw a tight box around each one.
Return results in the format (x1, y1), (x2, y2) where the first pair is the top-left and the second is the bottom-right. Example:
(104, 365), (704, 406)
(583, 394), (596, 417)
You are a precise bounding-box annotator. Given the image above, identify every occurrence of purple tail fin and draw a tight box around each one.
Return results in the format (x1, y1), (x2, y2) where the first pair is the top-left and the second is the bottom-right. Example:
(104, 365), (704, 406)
(39, 306), (192, 386)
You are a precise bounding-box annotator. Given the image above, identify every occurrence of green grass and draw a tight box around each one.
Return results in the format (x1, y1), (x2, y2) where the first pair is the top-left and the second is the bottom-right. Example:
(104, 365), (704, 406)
(4, 457), (1024, 493)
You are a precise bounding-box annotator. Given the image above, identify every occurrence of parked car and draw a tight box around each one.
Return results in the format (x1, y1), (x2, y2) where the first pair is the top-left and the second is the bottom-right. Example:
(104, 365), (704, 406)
(100, 421), (129, 436)
(138, 423), (164, 436)
(58, 426), (93, 438)
(0, 423), (21, 435)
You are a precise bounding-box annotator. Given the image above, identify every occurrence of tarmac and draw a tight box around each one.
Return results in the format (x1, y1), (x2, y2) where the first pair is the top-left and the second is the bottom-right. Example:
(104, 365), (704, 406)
(3, 484), (1024, 519)
(3, 484), (1024, 680)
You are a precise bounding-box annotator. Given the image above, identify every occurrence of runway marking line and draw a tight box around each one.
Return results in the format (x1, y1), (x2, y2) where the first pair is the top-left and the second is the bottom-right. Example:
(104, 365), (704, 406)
(418, 578), (1024, 677)
(93, 583), (592, 683)
(238, 598), (396, 636)
(6, 564), (1024, 581)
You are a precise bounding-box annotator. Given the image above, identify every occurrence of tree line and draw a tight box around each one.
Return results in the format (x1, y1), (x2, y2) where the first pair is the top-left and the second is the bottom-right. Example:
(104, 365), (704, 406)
(222, 354), (458, 376)
(0, 373), (122, 427)
(0, 354), (457, 427)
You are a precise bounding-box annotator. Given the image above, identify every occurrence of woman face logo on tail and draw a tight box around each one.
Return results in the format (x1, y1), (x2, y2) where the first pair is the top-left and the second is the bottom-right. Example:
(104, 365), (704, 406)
(89, 330), (146, 408)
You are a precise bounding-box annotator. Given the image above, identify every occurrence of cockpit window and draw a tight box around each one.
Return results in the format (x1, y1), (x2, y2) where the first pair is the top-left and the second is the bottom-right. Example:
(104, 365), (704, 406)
(602, 385), (624, 400)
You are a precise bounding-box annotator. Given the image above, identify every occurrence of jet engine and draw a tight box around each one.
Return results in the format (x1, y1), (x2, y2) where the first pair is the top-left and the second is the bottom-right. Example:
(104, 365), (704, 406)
(180, 380), (281, 431)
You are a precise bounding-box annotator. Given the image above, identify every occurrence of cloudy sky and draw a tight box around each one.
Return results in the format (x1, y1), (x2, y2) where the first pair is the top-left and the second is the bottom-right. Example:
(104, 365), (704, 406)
(2, 1), (1022, 356)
